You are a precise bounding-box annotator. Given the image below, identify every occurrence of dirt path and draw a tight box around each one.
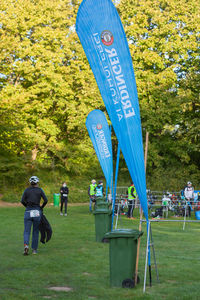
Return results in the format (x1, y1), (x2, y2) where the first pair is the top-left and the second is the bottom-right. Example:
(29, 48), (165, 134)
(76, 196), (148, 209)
(0, 201), (21, 207)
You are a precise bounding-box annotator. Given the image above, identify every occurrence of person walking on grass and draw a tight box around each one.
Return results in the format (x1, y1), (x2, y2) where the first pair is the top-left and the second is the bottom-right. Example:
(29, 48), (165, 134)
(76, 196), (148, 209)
(60, 182), (69, 216)
(88, 179), (97, 212)
(21, 176), (48, 255)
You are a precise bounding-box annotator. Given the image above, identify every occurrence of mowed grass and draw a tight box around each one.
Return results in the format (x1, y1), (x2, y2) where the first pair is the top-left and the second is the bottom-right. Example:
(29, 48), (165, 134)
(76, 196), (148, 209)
(0, 205), (200, 300)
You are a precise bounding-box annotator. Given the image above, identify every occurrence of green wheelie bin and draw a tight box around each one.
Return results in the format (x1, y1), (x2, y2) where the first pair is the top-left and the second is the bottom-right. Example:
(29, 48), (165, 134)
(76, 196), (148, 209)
(96, 202), (110, 210)
(95, 200), (110, 210)
(53, 193), (60, 207)
(95, 197), (111, 210)
(95, 197), (106, 206)
(104, 229), (143, 287)
(93, 208), (112, 242)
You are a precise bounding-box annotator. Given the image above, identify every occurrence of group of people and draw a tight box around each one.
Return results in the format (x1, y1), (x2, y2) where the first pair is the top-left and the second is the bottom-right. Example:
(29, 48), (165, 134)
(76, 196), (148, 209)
(20, 176), (106, 256)
(154, 181), (196, 218)
(21, 177), (69, 256)
(88, 179), (137, 218)
(20, 176), (196, 256)
(88, 179), (104, 212)
(20, 177), (136, 257)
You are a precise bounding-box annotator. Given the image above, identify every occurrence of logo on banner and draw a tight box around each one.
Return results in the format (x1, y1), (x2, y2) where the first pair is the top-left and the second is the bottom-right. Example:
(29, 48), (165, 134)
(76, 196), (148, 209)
(101, 30), (113, 46)
(97, 124), (102, 129)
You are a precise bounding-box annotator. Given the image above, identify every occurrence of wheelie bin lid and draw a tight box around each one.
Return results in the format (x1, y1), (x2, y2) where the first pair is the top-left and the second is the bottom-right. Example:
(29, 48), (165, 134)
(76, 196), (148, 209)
(104, 228), (143, 239)
(93, 208), (112, 215)
(96, 201), (109, 205)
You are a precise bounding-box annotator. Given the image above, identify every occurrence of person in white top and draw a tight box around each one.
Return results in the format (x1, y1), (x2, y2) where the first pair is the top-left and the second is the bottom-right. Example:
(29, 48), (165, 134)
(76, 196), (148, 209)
(184, 181), (194, 217)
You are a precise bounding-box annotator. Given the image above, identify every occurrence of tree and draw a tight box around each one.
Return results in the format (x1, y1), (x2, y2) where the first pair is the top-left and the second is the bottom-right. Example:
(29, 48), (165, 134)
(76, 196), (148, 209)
(176, 63), (200, 165)
(0, 0), (199, 189)
(0, 0), (102, 176)
(117, 0), (200, 187)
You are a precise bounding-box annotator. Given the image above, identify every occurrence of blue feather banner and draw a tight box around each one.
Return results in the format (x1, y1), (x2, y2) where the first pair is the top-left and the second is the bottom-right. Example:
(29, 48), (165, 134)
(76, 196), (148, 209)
(76, 0), (148, 220)
(86, 109), (113, 189)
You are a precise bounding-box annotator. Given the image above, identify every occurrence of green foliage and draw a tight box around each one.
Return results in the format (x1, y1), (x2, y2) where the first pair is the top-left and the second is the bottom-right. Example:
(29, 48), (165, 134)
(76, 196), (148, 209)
(0, 0), (102, 172)
(147, 163), (200, 191)
(118, 0), (200, 180)
(0, 0), (199, 194)
(0, 148), (28, 190)
(1, 192), (21, 203)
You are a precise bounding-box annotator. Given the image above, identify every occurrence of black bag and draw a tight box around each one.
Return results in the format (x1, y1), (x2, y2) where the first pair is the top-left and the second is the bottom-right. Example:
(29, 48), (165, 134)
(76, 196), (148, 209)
(39, 214), (52, 244)
(152, 207), (163, 217)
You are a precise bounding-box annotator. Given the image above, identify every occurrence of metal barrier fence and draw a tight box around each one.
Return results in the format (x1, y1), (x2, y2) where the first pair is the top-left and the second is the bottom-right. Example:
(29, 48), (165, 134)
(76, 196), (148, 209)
(108, 187), (200, 217)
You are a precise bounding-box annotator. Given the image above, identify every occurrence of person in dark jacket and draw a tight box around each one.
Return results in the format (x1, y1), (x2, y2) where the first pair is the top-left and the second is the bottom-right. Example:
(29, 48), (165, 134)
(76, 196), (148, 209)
(60, 182), (69, 216)
(21, 176), (48, 255)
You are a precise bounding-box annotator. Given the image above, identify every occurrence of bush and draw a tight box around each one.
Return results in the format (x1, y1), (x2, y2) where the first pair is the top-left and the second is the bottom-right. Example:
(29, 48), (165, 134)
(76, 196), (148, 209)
(1, 192), (21, 203)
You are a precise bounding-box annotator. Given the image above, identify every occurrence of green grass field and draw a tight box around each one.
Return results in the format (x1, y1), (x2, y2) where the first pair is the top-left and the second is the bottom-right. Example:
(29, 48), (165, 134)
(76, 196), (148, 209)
(0, 205), (200, 300)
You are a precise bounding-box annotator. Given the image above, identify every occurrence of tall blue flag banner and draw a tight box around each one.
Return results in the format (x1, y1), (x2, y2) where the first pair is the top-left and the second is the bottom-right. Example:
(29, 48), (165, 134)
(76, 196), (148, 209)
(76, 0), (148, 220)
(86, 109), (113, 189)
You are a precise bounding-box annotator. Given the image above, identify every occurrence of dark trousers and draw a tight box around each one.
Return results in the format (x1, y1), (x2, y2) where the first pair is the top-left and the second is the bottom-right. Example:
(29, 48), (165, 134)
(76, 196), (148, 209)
(89, 196), (95, 212)
(188, 201), (192, 217)
(127, 200), (135, 218)
(60, 197), (68, 214)
(24, 210), (41, 250)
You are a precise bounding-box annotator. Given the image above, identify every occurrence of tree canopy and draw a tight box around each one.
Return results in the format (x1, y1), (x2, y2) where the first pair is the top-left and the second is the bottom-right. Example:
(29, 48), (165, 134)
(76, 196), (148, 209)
(118, 0), (200, 186)
(0, 0), (199, 190)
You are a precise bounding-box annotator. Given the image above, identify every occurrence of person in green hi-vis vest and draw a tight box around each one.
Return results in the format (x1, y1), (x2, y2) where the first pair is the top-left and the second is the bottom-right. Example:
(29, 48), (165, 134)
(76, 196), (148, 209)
(127, 182), (137, 219)
(88, 179), (97, 212)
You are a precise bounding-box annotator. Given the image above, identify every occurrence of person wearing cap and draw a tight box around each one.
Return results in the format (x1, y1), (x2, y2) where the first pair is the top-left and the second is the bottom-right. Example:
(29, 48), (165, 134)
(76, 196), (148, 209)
(184, 181), (194, 217)
(127, 182), (137, 219)
(21, 176), (48, 255)
(88, 179), (97, 212)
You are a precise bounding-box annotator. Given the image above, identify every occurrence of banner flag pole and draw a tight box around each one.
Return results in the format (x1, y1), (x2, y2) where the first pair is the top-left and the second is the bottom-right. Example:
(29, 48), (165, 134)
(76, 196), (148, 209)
(106, 183), (108, 201)
(183, 201), (188, 230)
(111, 142), (120, 231)
(143, 220), (151, 292)
(109, 125), (113, 203)
(150, 224), (160, 283)
(135, 131), (149, 285)
(115, 203), (120, 229)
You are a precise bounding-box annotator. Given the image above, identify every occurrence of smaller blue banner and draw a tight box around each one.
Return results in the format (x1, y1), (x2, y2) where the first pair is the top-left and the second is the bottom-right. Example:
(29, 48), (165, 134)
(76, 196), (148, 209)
(86, 110), (113, 189)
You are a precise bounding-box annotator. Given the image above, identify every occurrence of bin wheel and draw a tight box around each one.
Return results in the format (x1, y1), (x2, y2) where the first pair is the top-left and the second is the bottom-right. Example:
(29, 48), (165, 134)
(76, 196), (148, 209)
(122, 278), (135, 288)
